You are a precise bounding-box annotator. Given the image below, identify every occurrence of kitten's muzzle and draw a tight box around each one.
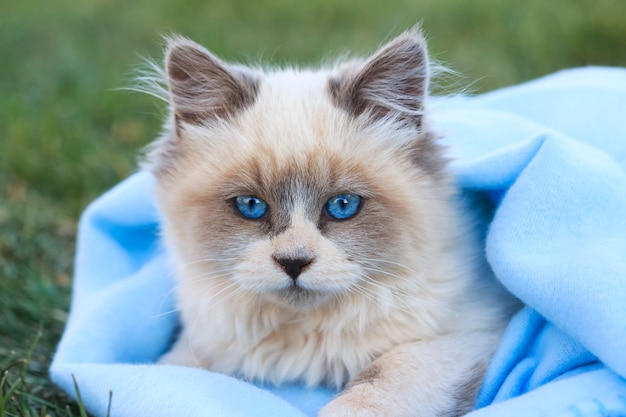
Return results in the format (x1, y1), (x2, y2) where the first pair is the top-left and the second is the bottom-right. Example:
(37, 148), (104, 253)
(273, 255), (314, 280)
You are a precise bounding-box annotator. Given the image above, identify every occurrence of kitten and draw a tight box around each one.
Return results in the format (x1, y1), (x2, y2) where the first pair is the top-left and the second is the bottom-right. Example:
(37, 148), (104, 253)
(147, 28), (516, 417)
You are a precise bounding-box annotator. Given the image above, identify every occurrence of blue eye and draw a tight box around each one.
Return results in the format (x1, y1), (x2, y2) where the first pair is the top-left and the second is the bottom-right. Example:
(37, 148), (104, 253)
(325, 194), (362, 220)
(234, 196), (268, 219)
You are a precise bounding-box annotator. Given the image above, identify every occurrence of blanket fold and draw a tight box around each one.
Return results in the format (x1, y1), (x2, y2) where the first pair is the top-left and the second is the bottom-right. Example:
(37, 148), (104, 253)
(51, 67), (626, 416)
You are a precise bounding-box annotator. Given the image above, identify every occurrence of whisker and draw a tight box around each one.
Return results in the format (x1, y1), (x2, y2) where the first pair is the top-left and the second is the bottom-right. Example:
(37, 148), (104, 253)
(178, 256), (245, 270)
(187, 306), (205, 367)
(184, 268), (237, 283)
(360, 265), (423, 290)
(153, 278), (242, 318)
(353, 272), (428, 316)
(360, 265), (411, 281)
(359, 257), (419, 275)
(154, 268), (235, 314)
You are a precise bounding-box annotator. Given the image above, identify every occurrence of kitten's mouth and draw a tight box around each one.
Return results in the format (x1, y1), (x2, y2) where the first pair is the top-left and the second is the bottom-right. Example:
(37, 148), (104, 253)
(273, 283), (328, 308)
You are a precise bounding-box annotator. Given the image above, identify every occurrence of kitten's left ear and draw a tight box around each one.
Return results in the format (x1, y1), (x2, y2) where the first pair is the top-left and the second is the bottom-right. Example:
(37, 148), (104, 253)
(328, 27), (429, 127)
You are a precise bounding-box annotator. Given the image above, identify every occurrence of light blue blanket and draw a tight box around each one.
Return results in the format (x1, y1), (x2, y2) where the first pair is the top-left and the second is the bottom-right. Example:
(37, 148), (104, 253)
(51, 67), (626, 416)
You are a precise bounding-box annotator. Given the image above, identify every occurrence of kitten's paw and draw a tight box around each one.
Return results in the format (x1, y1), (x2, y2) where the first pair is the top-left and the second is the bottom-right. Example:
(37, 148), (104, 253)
(318, 385), (393, 417)
(157, 343), (208, 368)
(156, 349), (187, 366)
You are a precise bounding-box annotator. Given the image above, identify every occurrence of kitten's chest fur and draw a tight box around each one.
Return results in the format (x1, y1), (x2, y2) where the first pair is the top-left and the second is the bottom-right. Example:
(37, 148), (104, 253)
(175, 274), (435, 388)
(206, 303), (389, 387)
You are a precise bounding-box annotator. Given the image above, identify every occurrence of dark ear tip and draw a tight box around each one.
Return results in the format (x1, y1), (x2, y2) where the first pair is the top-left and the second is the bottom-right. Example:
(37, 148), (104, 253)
(164, 35), (193, 62)
(405, 24), (427, 41)
(386, 27), (428, 55)
(164, 34), (201, 54)
(164, 36), (217, 81)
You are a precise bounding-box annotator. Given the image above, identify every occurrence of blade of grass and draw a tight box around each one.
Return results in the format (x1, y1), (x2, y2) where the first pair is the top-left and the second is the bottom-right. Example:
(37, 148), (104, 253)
(71, 374), (89, 417)
(106, 391), (112, 417)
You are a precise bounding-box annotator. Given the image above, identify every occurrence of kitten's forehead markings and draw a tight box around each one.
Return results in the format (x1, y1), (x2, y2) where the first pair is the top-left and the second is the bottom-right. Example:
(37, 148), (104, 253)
(266, 171), (327, 237)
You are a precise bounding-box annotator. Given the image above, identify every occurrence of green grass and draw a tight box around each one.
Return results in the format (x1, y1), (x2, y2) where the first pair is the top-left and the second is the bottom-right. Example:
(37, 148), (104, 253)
(1, 0), (625, 414)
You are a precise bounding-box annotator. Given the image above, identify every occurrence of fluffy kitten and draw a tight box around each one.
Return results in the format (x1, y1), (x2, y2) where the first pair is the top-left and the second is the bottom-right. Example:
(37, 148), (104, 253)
(147, 28), (515, 417)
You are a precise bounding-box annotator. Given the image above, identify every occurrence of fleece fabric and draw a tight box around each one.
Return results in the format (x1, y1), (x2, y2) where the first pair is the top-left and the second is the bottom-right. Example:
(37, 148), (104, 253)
(51, 67), (626, 417)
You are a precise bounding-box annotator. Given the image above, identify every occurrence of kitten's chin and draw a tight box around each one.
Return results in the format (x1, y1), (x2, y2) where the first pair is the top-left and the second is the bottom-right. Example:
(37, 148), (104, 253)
(267, 284), (333, 309)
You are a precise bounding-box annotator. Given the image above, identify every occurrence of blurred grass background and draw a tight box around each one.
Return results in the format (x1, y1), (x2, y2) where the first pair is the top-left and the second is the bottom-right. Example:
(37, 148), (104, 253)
(1, 0), (625, 414)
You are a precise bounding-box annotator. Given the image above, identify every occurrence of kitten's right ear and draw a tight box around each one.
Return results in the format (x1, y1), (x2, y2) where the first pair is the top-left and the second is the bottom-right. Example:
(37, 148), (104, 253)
(165, 36), (260, 127)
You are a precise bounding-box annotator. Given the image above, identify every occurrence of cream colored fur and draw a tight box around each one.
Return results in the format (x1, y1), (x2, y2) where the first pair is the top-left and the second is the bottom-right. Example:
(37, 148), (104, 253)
(148, 28), (517, 417)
